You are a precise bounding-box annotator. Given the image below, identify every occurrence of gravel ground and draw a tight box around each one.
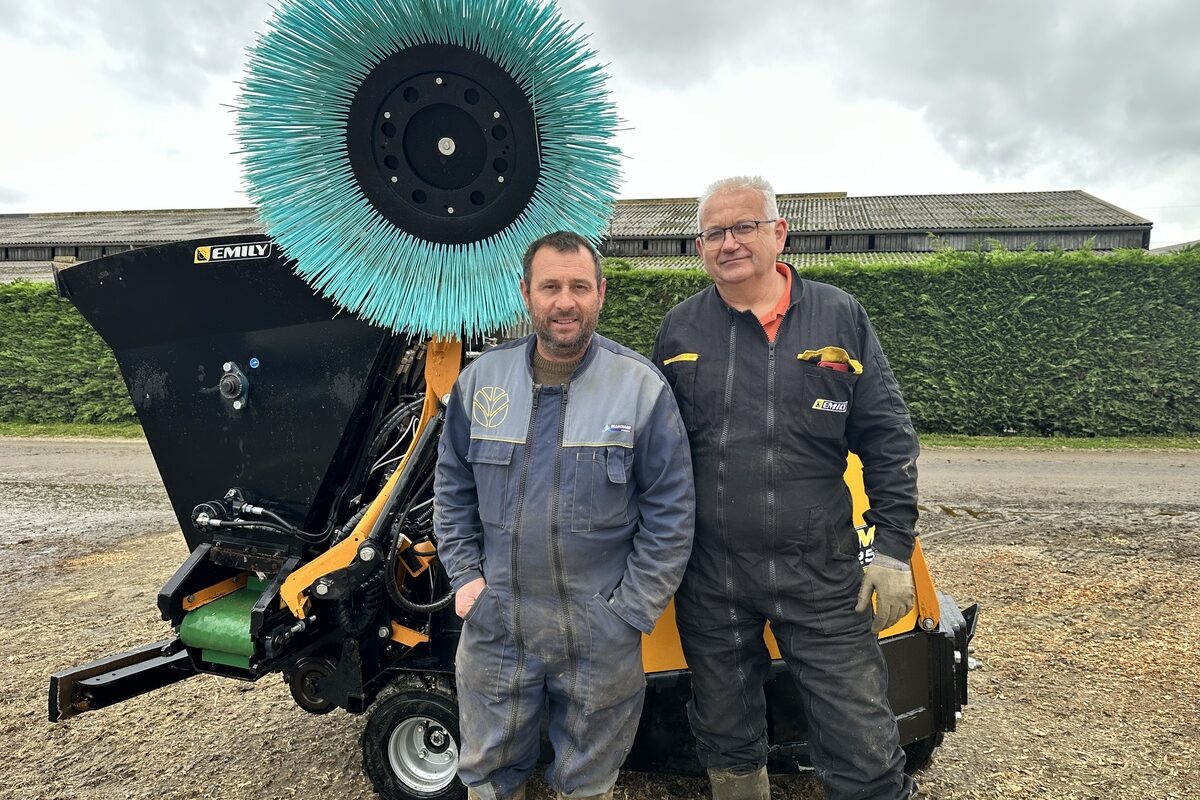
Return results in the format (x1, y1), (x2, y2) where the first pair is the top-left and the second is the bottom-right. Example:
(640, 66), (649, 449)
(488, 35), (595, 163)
(1, 440), (1198, 799)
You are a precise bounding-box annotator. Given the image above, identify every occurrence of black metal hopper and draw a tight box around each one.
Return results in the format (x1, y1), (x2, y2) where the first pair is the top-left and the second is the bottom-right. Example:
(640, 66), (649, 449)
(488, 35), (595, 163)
(55, 236), (398, 550)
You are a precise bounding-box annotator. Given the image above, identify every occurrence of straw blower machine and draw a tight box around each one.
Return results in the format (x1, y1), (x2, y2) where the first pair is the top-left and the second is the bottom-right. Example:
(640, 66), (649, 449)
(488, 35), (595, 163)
(47, 1), (977, 798)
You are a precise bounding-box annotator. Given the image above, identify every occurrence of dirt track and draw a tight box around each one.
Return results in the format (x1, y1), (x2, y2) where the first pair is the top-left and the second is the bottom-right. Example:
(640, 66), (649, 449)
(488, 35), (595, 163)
(1, 439), (1198, 799)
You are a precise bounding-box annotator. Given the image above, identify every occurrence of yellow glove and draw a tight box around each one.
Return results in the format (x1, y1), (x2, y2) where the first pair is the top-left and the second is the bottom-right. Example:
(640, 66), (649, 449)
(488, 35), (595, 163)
(854, 554), (915, 633)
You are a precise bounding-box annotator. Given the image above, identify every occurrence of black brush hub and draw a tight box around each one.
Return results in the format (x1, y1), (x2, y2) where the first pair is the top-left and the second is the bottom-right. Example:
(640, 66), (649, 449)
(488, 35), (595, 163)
(347, 43), (540, 244)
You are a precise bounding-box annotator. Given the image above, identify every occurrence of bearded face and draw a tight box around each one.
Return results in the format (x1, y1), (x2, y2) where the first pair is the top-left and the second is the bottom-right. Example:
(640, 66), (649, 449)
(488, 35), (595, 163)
(521, 245), (605, 362)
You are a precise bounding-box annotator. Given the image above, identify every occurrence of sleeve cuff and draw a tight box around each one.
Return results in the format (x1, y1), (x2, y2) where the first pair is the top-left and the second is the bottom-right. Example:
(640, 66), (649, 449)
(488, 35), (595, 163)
(873, 532), (915, 563)
(609, 596), (654, 635)
(450, 568), (483, 592)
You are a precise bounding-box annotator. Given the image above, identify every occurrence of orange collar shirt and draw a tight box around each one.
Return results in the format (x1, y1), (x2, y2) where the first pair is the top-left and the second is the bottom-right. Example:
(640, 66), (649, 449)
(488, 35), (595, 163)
(758, 262), (793, 343)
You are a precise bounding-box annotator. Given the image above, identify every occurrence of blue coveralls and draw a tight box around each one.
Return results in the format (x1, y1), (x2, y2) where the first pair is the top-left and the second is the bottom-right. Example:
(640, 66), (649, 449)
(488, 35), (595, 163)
(435, 334), (695, 799)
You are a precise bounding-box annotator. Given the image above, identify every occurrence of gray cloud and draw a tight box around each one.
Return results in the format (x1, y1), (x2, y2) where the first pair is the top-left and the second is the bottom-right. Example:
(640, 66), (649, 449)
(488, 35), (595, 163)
(7, 0), (271, 106)
(565, 0), (1200, 186)
(806, 0), (1200, 184)
(0, 0), (29, 31)
(559, 0), (808, 88)
(0, 186), (31, 204)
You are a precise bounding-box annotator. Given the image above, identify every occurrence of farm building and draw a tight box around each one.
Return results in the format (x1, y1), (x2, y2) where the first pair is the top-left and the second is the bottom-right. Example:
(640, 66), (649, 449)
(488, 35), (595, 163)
(0, 189), (1153, 282)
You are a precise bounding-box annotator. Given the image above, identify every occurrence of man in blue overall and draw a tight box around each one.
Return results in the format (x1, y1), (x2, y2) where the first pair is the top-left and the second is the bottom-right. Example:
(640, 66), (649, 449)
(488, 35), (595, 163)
(653, 176), (920, 800)
(435, 230), (696, 800)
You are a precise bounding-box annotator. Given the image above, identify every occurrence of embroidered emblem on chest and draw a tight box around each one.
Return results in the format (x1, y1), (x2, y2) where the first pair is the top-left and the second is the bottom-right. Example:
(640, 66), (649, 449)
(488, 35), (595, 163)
(473, 387), (510, 428)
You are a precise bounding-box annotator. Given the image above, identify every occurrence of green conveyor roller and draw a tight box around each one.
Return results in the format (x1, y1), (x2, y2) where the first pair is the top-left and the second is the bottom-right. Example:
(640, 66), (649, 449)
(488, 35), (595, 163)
(179, 576), (269, 669)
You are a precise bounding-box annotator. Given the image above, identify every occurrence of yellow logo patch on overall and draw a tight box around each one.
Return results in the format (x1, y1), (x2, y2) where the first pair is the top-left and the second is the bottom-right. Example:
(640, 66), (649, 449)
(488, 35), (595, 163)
(472, 387), (510, 428)
(812, 398), (849, 413)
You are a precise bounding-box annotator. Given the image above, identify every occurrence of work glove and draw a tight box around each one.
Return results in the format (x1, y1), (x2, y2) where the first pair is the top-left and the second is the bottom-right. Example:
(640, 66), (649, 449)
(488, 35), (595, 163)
(854, 553), (915, 633)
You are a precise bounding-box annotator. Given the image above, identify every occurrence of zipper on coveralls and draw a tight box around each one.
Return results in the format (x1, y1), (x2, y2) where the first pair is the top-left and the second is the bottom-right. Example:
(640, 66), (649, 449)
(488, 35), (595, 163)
(498, 387), (540, 765)
(766, 340), (783, 619)
(716, 316), (742, 647)
(551, 385), (585, 775)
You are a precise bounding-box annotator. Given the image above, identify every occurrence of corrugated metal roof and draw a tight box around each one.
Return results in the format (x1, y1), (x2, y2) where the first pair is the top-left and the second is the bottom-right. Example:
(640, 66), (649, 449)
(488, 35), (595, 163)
(0, 261), (55, 283)
(1149, 239), (1200, 253)
(0, 190), (1150, 249)
(606, 252), (940, 270)
(606, 190), (1151, 236)
(0, 208), (262, 246)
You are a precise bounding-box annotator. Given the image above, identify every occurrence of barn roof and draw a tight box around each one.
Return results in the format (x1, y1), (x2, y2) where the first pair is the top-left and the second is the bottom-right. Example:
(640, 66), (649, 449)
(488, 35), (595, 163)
(609, 190), (1151, 237)
(0, 190), (1150, 248)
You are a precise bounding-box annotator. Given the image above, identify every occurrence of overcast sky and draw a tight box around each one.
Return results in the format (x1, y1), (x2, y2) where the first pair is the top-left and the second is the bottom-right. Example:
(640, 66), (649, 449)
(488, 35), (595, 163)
(1, 0), (1197, 247)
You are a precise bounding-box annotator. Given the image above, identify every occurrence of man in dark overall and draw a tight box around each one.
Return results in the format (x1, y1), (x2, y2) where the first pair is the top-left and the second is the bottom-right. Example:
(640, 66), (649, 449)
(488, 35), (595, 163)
(435, 231), (695, 800)
(652, 176), (919, 800)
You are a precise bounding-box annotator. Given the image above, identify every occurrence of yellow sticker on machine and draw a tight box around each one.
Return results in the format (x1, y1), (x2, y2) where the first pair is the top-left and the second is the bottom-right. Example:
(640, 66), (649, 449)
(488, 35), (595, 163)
(194, 242), (273, 264)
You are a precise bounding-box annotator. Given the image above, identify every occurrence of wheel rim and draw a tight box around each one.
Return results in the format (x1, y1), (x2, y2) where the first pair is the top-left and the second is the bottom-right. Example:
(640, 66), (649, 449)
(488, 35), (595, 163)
(386, 714), (459, 793)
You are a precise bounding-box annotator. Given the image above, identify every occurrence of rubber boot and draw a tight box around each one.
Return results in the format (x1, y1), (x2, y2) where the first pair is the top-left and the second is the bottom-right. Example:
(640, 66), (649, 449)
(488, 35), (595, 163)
(467, 786), (526, 800)
(708, 766), (770, 800)
(555, 791), (613, 800)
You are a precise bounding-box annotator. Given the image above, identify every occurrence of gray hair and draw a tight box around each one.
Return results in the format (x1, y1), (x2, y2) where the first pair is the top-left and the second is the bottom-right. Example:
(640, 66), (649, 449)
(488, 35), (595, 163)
(696, 175), (780, 230)
(521, 231), (603, 286)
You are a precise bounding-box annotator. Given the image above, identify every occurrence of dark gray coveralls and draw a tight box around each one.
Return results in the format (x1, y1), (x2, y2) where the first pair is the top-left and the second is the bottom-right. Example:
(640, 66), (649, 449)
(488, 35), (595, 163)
(652, 266), (919, 799)
(435, 334), (695, 799)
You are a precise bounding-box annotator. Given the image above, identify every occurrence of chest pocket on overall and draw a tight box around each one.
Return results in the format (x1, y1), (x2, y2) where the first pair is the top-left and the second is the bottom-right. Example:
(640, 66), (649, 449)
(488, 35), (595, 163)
(571, 446), (632, 532)
(663, 358), (700, 433)
(795, 359), (860, 440)
(466, 438), (516, 529)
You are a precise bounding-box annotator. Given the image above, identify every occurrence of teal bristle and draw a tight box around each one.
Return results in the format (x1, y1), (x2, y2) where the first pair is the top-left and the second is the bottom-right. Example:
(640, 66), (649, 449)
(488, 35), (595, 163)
(236, 0), (622, 338)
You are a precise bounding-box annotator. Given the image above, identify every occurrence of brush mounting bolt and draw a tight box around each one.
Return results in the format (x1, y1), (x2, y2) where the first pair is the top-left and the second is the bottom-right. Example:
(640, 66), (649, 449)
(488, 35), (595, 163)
(384, 111), (391, 119)
(438, 137), (456, 155)
(435, 77), (444, 85)
(447, 207), (455, 214)
(493, 111), (500, 119)
(497, 176), (505, 183)
(391, 176), (398, 183)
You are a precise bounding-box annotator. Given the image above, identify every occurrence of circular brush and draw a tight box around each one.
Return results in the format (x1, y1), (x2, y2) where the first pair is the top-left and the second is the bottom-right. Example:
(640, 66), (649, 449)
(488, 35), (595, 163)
(236, 0), (621, 337)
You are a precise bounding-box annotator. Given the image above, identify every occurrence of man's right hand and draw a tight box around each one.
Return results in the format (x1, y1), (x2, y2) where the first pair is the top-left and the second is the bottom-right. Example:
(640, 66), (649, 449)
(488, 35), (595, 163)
(455, 577), (487, 619)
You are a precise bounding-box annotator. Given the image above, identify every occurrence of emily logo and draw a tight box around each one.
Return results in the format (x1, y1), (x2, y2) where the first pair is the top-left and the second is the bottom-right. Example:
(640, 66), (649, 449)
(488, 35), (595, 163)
(812, 398), (849, 413)
(472, 387), (510, 428)
(194, 242), (272, 264)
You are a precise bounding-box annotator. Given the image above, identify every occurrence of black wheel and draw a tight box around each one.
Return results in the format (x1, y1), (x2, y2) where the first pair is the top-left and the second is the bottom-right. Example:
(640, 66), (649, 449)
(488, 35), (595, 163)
(288, 657), (337, 715)
(363, 689), (465, 800)
(902, 732), (943, 774)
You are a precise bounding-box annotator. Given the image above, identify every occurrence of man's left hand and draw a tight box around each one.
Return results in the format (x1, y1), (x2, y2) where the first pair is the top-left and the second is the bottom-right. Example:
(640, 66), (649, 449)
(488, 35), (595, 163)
(854, 554), (915, 633)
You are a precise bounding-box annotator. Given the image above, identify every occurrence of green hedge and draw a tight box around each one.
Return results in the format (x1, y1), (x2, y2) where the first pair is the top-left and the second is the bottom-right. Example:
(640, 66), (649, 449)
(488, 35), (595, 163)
(599, 248), (1200, 436)
(3, 247), (1198, 435)
(0, 281), (136, 424)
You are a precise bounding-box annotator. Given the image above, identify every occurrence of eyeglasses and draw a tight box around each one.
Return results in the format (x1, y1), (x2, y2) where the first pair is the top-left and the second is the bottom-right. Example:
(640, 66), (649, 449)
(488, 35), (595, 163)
(698, 219), (777, 249)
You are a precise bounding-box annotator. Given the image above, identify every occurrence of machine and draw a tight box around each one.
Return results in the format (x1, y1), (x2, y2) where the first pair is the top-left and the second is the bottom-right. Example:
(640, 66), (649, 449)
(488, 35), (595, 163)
(47, 2), (976, 798)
